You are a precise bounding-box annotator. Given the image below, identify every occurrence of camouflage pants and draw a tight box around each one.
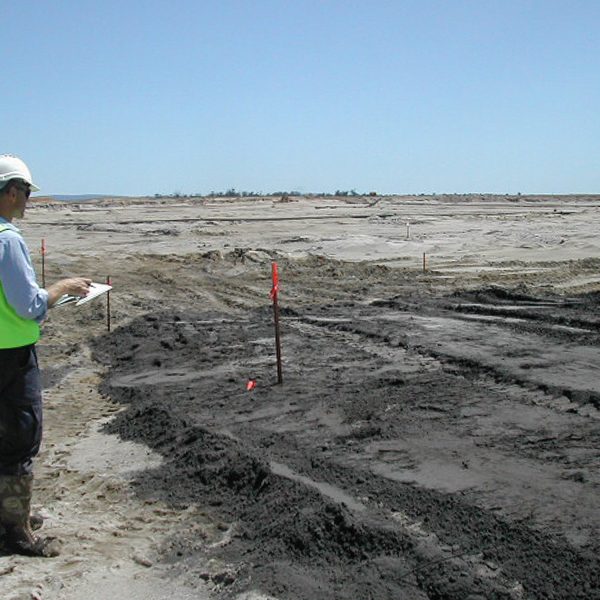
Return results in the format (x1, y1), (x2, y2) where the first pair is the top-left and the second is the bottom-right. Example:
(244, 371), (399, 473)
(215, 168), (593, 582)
(0, 345), (42, 476)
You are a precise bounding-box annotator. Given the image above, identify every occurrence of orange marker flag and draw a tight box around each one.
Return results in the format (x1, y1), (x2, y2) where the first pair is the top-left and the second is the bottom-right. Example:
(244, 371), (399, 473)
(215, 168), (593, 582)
(270, 262), (279, 300)
(270, 262), (283, 384)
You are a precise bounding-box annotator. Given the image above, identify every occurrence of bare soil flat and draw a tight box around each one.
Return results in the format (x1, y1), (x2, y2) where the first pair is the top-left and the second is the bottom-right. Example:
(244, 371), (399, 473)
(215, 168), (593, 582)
(1, 195), (599, 599)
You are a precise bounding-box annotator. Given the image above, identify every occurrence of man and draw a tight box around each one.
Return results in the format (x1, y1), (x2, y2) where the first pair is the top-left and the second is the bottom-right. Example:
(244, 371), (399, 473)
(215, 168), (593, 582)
(0, 154), (91, 557)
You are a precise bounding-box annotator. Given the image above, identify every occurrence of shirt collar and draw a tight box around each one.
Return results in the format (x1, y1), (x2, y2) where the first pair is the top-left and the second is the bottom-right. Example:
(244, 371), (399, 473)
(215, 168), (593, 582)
(0, 217), (20, 233)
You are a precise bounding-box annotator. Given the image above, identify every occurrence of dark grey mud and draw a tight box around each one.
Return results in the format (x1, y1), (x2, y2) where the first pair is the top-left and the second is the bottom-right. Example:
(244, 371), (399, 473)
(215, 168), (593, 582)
(92, 287), (600, 599)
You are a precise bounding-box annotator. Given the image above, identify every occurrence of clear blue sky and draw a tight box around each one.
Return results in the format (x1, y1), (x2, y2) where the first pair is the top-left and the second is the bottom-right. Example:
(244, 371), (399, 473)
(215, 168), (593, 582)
(3, 1), (599, 195)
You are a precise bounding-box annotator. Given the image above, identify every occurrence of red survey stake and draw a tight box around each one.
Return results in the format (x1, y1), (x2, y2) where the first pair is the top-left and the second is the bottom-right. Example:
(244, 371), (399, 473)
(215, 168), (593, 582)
(271, 262), (283, 384)
(41, 239), (46, 288)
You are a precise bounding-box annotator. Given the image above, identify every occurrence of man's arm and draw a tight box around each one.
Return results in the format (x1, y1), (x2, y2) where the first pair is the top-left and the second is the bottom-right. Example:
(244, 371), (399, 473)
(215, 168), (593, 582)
(0, 234), (91, 317)
(0, 234), (49, 322)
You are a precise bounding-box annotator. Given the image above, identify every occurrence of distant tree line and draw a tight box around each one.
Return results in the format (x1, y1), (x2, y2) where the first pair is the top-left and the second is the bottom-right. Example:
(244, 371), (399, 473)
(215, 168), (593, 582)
(149, 190), (528, 200)
(153, 188), (364, 199)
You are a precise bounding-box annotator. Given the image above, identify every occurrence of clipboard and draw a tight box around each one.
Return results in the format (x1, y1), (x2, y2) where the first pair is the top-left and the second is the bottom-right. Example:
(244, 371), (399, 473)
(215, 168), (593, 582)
(54, 282), (112, 308)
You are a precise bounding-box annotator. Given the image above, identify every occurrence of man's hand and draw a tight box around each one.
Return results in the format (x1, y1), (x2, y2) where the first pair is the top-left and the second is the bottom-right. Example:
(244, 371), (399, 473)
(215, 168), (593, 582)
(47, 278), (93, 307)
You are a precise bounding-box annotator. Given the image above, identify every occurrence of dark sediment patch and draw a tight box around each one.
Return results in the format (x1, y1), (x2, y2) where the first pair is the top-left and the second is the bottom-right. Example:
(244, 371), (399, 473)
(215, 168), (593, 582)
(92, 296), (600, 599)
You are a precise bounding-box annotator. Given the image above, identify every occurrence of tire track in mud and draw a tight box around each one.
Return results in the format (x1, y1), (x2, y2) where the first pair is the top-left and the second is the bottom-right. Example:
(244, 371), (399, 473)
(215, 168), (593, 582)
(345, 289), (600, 411)
(92, 293), (599, 599)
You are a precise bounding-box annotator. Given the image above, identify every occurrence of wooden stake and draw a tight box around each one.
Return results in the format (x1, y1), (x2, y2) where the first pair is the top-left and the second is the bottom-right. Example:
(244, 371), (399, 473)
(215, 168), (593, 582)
(423, 252), (427, 272)
(271, 262), (283, 384)
(106, 275), (111, 332)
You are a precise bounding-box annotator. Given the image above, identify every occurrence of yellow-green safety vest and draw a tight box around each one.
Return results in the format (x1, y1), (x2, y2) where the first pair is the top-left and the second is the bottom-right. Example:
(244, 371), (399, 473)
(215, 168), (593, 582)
(0, 224), (41, 348)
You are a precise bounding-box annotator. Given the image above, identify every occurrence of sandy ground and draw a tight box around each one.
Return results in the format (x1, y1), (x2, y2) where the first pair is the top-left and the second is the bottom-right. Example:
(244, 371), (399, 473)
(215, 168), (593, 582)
(1, 194), (599, 599)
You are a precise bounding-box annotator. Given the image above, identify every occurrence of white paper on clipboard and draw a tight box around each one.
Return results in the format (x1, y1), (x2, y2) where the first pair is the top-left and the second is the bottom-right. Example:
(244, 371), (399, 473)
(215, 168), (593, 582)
(54, 282), (112, 308)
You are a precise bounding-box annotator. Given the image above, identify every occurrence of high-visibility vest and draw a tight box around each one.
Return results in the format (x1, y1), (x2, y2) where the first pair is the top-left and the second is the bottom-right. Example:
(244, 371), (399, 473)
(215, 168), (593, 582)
(0, 224), (40, 348)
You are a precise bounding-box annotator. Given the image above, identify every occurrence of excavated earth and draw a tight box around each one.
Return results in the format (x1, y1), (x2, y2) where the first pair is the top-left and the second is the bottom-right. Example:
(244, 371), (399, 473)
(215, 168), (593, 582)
(90, 254), (600, 599)
(13, 195), (598, 599)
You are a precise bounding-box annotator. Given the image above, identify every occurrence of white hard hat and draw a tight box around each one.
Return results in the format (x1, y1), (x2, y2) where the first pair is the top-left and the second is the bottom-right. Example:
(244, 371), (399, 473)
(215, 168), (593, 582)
(0, 154), (40, 192)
